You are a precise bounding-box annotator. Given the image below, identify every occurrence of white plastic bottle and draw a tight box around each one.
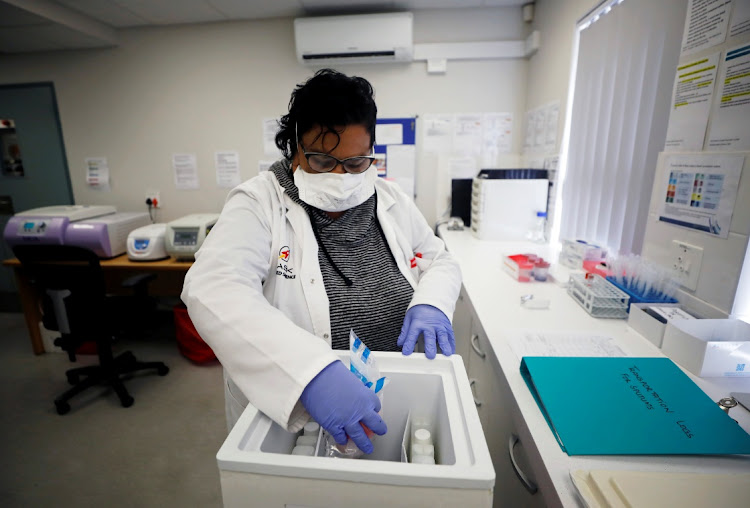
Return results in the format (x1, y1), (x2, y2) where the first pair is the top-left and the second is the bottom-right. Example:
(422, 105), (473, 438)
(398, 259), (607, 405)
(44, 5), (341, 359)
(527, 211), (547, 243)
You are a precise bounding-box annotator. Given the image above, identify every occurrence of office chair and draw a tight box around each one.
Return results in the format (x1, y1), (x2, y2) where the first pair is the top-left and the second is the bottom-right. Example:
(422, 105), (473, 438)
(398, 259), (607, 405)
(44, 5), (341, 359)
(13, 245), (169, 415)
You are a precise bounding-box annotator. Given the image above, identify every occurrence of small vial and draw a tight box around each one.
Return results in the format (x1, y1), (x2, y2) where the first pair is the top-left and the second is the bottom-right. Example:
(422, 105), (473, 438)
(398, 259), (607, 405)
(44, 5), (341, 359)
(412, 416), (433, 434)
(420, 444), (435, 458)
(291, 445), (315, 456)
(304, 421), (320, 436)
(534, 260), (550, 282)
(296, 435), (317, 447)
(413, 428), (432, 446)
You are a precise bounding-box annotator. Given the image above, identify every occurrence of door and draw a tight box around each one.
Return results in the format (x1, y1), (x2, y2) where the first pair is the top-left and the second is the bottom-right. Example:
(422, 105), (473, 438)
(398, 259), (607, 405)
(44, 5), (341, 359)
(0, 82), (73, 306)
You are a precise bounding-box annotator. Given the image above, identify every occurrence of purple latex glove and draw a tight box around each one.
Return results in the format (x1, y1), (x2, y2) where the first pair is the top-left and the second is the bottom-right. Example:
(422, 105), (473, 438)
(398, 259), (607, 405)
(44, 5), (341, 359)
(397, 304), (455, 359)
(300, 361), (387, 454)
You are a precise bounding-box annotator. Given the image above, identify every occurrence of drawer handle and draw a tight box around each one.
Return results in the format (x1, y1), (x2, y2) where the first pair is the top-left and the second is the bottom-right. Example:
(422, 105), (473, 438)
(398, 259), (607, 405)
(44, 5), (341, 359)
(469, 378), (482, 407)
(508, 434), (538, 495)
(470, 334), (486, 358)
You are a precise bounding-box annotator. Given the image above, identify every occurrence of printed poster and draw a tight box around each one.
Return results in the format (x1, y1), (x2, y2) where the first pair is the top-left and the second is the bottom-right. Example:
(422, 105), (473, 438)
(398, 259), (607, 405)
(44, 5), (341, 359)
(707, 43), (750, 150)
(680, 0), (730, 56)
(658, 154), (744, 238)
(172, 153), (199, 190)
(664, 53), (720, 150)
(85, 157), (110, 191)
(215, 151), (241, 188)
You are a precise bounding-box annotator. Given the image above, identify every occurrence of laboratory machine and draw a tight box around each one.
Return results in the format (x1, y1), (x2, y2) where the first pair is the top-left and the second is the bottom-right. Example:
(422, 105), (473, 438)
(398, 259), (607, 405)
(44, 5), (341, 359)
(217, 352), (495, 507)
(165, 213), (219, 261)
(470, 169), (549, 241)
(127, 223), (169, 261)
(4, 205), (116, 248)
(65, 211), (150, 258)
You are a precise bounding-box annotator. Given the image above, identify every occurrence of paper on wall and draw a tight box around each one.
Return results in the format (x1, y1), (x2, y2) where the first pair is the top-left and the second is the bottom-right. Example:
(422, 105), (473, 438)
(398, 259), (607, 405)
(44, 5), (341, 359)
(373, 153), (386, 177)
(386, 145), (416, 198)
(657, 154), (744, 238)
(215, 150), (241, 188)
(262, 117), (282, 156)
(85, 157), (110, 192)
(449, 157), (477, 179)
(729, 0), (750, 38)
(524, 110), (535, 152)
(707, 43), (750, 150)
(534, 107), (546, 150)
(453, 114), (482, 158)
(664, 52), (720, 151)
(422, 114), (453, 153)
(392, 176), (415, 200)
(481, 112), (513, 167)
(544, 102), (560, 152)
(173, 153), (199, 190)
(680, 0), (730, 56)
(376, 123), (403, 145)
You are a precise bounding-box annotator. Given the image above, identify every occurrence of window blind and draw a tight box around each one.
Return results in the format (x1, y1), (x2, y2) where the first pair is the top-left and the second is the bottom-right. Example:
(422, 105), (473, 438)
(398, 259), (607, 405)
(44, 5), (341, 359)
(557, 0), (686, 254)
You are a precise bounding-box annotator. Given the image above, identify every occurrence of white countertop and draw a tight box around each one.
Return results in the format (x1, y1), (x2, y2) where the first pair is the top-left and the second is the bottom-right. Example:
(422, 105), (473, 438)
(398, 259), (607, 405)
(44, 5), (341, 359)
(440, 228), (750, 507)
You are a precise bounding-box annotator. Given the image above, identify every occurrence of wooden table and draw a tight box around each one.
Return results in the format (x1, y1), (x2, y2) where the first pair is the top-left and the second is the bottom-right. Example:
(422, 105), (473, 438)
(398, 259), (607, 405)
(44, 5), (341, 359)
(3, 255), (193, 355)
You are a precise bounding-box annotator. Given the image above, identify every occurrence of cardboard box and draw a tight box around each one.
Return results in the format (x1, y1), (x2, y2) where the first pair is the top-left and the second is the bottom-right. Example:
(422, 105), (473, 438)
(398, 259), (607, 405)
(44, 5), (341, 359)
(627, 303), (692, 348)
(661, 319), (750, 377)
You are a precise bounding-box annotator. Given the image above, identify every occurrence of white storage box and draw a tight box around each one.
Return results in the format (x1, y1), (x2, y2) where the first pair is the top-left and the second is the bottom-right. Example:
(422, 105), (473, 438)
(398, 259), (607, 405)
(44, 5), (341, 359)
(470, 178), (548, 241)
(661, 319), (750, 377)
(627, 304), (695, 348)
(217, 352), (494, 508)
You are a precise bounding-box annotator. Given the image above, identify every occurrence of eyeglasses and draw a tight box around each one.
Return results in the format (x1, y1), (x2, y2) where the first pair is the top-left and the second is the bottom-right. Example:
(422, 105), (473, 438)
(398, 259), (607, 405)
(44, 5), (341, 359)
(300, 148), (376, 174)
(296, 123), (375, 174)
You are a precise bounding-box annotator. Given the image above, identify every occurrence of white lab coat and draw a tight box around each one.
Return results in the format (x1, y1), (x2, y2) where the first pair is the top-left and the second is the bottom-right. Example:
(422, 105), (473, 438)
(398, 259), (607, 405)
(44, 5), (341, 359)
(181, 169), (461, 432)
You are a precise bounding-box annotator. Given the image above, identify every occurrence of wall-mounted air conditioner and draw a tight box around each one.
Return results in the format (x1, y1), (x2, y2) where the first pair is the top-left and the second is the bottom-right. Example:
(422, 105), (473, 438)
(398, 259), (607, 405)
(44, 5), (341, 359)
(294, 12), (413, 65)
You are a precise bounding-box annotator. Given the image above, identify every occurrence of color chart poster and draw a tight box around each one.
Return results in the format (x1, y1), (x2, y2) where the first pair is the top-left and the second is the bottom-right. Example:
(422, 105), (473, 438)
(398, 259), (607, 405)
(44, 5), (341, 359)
(658, 154), (744, 238)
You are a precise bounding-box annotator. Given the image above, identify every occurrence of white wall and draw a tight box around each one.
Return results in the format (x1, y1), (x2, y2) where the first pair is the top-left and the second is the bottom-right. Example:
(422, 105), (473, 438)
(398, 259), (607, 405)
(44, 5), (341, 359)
(524, 0), (594, 160)
(525, 0), (750, 318)
(0, 7), (528, 227)
(641, 17), (750, 318)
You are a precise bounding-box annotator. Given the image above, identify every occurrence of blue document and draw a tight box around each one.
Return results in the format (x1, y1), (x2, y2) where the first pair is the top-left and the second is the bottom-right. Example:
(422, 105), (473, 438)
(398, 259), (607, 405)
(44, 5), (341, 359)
(520, 357), (750, 455)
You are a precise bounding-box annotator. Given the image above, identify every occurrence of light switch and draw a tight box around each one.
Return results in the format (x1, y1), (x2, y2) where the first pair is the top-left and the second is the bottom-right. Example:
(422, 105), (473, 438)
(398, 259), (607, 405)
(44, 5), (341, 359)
(670, 240), (703, 291)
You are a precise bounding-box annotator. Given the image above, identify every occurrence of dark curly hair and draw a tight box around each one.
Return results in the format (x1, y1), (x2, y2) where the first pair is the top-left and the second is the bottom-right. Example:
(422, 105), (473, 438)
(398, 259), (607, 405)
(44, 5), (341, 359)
(275, 69), (377, 159)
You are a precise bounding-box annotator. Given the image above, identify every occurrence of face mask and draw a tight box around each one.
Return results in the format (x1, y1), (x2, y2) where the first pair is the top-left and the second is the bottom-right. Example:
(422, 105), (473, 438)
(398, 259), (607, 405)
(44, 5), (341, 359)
(293, 166), (376, 212)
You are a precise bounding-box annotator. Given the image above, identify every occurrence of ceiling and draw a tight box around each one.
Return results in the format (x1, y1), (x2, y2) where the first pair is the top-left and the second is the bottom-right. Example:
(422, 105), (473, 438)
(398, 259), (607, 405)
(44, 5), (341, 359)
(0, 0), (528, 54)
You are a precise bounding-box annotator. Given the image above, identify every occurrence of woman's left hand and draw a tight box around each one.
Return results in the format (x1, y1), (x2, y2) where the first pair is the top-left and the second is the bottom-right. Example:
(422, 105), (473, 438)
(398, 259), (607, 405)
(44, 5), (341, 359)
(397, 304), (455, 359)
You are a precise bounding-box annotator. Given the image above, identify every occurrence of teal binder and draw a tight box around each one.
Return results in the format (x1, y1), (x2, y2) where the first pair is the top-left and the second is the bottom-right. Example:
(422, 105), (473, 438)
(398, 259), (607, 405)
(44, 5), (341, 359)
(520, 357), (750, 456)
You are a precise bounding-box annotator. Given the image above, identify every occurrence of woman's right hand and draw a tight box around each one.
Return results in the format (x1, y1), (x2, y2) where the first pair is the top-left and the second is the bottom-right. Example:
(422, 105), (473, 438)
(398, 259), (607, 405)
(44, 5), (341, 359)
(299, 361), (387, 454)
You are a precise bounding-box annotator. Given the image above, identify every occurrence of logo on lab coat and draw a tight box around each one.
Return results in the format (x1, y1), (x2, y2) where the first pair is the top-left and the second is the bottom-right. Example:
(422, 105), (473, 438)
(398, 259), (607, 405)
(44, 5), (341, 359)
(276, 246), (295, 279)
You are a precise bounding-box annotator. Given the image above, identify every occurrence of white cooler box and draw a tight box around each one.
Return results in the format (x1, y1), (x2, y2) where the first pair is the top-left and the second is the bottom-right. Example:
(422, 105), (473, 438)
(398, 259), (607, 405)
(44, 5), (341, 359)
(217, 352), (495, 508)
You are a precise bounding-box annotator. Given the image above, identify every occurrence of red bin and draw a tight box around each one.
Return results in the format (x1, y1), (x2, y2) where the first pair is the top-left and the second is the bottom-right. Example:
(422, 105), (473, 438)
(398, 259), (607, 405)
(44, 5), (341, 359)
(173, 304), (217, 364)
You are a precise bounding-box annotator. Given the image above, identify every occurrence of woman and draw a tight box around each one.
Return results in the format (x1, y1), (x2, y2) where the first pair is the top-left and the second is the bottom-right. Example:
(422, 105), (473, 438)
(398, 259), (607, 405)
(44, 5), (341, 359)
(182, 69), (461, 454)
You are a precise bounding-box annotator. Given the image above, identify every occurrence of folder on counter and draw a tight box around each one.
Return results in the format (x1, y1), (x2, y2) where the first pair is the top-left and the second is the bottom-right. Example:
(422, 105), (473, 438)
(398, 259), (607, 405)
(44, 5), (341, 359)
(520, 356), (750, 456)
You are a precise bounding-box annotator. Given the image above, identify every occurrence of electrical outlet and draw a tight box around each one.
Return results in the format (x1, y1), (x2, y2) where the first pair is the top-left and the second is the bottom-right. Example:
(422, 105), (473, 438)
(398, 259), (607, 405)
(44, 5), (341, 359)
(145, 189), (161, 209)
(670, 240), (703, 291)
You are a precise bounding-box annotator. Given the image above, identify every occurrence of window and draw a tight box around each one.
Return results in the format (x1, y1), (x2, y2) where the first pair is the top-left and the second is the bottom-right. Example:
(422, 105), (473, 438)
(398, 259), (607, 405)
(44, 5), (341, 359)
(553, 0), (686, 255)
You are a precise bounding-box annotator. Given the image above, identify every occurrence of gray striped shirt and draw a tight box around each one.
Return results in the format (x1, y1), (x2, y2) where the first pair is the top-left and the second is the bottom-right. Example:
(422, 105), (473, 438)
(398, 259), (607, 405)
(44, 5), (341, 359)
(272, 161), (414, 351)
